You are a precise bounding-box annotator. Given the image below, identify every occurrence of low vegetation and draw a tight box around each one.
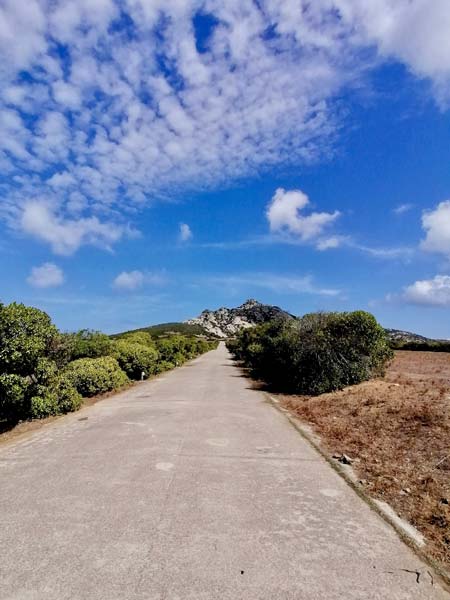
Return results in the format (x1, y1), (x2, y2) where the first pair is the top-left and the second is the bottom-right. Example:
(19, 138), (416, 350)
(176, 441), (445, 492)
(390, 339), (450, 352)
(64, 356), (129, 397)
(113, 340), (159, 380)
(0, 302), (218, 427)
(227, 311), (393, 394)
(113, 321), (209, 339)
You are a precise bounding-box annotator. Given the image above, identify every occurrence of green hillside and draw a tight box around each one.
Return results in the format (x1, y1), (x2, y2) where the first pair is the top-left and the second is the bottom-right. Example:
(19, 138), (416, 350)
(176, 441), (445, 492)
(112, 322), (211, 339)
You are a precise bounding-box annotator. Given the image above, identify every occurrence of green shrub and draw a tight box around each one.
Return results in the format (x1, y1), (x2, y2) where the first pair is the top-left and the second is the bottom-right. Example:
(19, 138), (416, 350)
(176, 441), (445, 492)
(54, 375), (83, 413)
(0, 303), (58, 376)
(113, 341), (159, 380)
(154, 335), (213, 364)
(179, 337), (199, 359)
(390, 339), (450, 352)
(29, 391), (59, 419)
(155, 337), (186, 363)
(118, 331), (155, 347)
(64, 356), (129, 397)
(69, 329), (114, 360)
(48, 332), (78, 368)
(230, 311), (393, 395)
(33, 357), (59, 385)
(0, 373), (30, 422)
(30, 375), (82, 419)
(0, 357), (82, 421)
(155, 360), (175, 373)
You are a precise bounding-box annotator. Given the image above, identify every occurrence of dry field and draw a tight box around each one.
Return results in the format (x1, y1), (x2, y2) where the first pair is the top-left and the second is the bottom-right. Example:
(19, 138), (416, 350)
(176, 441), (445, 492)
(279, 351), (450, 571)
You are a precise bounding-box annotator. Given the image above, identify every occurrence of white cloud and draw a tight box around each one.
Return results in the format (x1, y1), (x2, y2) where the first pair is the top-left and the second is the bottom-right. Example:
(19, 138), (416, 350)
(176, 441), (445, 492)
(179, 223), (193, 242)
(266, 188), (340, 246)
(339, 0), (450, 104)
(353, 243), (415, 260)
(402, 274), (450, 306)
(20, 201), (128, 255)
(393, 203), (413, 215)
(112, 270), (145, 291)
(0, 0), (449, 249)
(420, 200), (450, 257)
(0, 0), (46, 75)
(27, 262), (64, 288)
(200, 233), (413, 262)
(52, 81), (82, 110)
(316, 236), (347, 251)
(112, 270), (168, 291)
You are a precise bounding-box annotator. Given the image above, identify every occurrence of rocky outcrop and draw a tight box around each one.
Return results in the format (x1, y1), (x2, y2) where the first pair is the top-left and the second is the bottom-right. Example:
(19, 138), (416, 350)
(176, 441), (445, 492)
(185, 299), (293, 338)
(385, 329), (436, 344)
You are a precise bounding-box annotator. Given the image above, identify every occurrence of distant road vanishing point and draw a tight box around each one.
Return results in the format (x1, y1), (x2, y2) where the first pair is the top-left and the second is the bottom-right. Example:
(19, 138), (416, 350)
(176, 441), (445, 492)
(0, 343), (447, 599)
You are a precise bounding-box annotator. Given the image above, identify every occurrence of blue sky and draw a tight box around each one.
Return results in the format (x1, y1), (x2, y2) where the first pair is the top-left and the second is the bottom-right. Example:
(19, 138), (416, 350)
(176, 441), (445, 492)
(2, 0), (450, 337)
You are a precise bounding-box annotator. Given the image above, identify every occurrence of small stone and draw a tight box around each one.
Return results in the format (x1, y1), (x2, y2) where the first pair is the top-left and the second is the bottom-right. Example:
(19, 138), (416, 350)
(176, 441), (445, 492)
(333, 453), (353, 465)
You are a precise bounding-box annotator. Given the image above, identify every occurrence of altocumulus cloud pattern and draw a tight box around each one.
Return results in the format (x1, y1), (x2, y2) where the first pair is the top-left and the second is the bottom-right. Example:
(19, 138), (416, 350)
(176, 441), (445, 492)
(1, 0), (450, 255)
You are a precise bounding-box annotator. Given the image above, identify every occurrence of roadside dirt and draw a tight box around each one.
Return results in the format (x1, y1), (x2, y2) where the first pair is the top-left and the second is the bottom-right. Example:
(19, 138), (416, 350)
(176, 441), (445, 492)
(278, 351), (450, 571)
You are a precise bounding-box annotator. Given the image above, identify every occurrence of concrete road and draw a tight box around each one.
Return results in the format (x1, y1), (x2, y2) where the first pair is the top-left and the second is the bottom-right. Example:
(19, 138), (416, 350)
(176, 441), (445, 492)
(0, 344), (447, 599)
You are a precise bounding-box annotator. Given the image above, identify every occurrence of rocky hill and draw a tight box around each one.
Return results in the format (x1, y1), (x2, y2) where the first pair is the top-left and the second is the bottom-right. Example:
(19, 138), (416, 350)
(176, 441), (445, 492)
(116, 303), (445, 348)
(386, 328), (449, 350)
(185, 299), (293, 338)
(385, 329), (431, 344)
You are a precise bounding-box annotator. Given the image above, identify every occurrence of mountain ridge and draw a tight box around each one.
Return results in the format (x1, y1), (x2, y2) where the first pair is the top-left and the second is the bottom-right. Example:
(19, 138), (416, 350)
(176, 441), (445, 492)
(185, 298), (293, 338)
(114, 300), (444, 346)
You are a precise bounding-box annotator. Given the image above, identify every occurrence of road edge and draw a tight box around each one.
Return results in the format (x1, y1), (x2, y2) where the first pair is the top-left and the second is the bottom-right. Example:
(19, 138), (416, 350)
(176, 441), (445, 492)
(264, 391), (450, 593)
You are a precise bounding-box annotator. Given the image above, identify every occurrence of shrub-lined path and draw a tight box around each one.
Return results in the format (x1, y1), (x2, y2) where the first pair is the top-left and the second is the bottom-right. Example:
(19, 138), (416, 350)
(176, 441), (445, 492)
(0, 343), (447, 599)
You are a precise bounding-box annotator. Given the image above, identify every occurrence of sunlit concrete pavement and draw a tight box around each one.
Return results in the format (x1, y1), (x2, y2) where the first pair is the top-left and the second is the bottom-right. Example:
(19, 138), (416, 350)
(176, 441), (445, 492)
(0, 343), (447, 599)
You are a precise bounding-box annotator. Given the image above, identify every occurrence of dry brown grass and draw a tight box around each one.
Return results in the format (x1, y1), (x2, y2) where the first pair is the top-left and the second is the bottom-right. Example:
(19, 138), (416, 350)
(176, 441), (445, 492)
(279, 351), (450, 570)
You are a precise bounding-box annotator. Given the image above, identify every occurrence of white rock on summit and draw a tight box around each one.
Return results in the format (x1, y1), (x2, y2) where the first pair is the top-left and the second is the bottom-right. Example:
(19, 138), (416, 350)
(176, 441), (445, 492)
(185, 299), (292, 338)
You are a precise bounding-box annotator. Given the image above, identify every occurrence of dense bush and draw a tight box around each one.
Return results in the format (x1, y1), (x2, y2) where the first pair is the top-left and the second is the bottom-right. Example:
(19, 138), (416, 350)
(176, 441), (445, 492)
(64, 356), (129, 397)
(0, 303), (58, 375)
(69, 329), (114, 360)
(0, 373), (30, 421)
(155, 360), (176, 373)
(24, 357), (82, 419)
(30, 376), (82, 419)
(0, 359), (83, 422)
(228, 311), (393, 395)
(118, 331), (155, 347)
(390, 340), (450, 352)
(113, 340), (159, 380)
(0, 305), (84, 422)
(155, 336), (189, 365)
(53, 376), (83, 413)
(155, 336), (217, 365)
